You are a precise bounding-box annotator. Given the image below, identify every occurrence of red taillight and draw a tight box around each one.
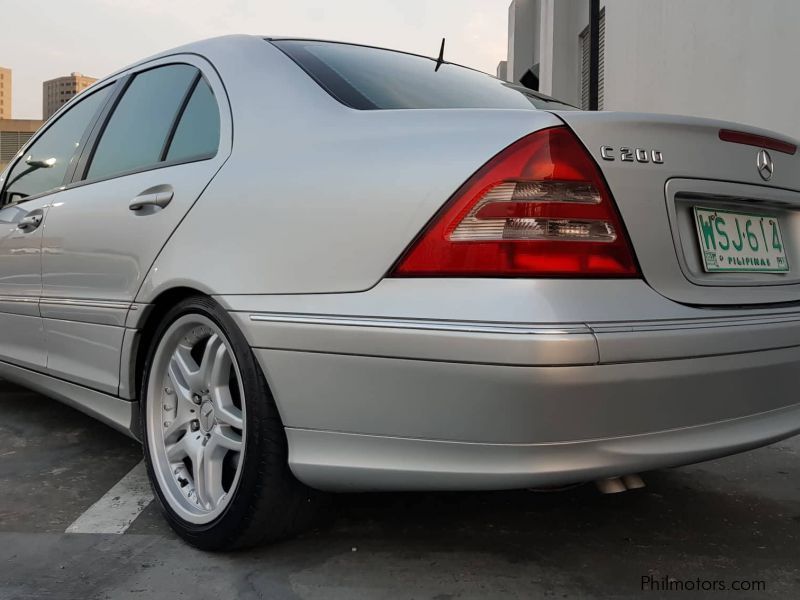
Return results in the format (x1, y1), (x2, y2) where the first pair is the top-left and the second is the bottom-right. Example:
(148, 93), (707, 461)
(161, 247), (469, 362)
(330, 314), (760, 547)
(391, 126), (639, 277)
(719, 129), (797, 155)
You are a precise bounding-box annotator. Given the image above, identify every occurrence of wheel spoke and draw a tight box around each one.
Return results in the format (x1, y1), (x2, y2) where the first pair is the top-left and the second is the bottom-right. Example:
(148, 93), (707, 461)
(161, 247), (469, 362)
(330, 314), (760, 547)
(166, 365), (193, 407)
(166, 434), (191, 462)
(170, 344), (203, 393)
(213, 392), (243, 429)
(162, 403), (194, 443)
(190, 441), (211, 509)
(199, 334), (225, 389)
(210, 349), (243, 429)
(207, 338), (231, 389)
(203, 441), (227, 506)
(211, 425), (243, 452)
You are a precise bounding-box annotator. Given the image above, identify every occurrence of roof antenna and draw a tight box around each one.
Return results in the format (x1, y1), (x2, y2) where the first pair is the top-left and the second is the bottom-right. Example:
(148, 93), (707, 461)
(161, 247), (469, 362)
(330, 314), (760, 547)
(435, 37), (446, 72)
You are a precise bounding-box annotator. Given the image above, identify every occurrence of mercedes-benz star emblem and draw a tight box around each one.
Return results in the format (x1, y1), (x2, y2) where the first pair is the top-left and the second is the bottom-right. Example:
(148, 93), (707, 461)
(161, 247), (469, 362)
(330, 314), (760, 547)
(200, 402), (215, 432)
(757, 149), (774, 181)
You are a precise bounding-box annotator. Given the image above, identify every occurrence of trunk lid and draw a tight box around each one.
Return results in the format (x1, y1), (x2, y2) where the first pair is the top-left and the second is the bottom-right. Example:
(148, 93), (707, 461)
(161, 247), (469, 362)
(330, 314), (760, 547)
(553, 111), (800, 306)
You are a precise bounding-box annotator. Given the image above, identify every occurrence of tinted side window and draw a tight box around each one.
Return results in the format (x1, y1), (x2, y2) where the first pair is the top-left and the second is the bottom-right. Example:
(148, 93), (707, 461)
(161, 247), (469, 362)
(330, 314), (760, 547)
(87, 65), (198, 181)
(2, 86), (111, 203)
(166, 78), (220, 162)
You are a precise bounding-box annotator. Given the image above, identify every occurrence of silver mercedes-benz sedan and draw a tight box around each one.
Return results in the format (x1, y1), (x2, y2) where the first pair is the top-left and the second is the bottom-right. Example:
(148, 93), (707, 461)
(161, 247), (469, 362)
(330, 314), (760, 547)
(2, 35), (799, 550)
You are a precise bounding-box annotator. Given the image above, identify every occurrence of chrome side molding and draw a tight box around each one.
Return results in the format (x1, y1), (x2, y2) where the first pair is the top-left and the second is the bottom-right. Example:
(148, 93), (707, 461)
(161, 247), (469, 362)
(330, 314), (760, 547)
(248, 312), (590, 336)
(0, 295), (38, 303)
(39, 298), (134, 311)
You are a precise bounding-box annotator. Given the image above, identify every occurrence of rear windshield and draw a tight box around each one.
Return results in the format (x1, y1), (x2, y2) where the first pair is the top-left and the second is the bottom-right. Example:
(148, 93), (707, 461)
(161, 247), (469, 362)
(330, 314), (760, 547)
(271, 39), (578, 112)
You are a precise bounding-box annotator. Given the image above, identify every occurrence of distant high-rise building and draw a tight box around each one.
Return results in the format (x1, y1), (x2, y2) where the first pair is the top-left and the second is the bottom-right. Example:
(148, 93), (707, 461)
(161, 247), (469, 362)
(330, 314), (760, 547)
(0, 67), (11, 120)
(42, 72), (97, 119)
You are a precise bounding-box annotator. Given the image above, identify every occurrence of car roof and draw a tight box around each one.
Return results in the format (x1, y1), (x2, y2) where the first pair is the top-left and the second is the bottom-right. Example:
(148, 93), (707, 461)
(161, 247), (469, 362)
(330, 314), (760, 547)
(93, 35), (565, 105)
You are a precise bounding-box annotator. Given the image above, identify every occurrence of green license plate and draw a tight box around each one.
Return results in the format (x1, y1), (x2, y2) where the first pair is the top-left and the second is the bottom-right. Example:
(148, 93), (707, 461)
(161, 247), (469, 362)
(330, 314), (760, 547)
(693, 207), (789, 273)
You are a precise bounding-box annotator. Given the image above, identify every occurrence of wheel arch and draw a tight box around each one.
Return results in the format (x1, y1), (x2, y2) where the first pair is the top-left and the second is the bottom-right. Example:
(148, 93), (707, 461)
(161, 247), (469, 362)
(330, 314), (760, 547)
(127, 287), (208, 408)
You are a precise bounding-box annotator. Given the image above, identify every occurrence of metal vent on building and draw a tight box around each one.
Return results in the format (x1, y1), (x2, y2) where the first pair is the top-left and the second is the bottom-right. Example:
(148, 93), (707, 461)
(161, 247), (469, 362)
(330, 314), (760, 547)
(580, 8), (605, 110)
(0, 131), (33, 163)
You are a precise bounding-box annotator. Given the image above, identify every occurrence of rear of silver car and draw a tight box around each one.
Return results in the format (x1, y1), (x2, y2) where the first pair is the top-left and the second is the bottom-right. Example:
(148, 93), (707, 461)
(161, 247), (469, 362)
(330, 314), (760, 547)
(74, 37), (794, 496)
(4, 35), (799, 549)
(128, 38), (800, 546)
(226, 99), (800, 491)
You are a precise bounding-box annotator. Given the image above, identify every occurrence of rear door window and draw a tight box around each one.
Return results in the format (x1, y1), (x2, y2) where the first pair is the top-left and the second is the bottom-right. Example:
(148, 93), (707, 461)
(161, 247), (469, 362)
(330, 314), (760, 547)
(86, 64), (198, 181)
(272, 39), (577, 111)
(165, 78), (220, 163)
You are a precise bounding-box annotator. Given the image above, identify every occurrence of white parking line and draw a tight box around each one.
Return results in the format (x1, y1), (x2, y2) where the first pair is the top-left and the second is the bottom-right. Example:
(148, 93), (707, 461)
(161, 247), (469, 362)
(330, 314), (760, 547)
(65, 460), (154, 534)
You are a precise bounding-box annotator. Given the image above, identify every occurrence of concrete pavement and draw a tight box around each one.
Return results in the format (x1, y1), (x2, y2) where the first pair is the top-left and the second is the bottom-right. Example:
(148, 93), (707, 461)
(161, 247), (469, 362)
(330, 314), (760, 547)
(1, 380), (799, 599)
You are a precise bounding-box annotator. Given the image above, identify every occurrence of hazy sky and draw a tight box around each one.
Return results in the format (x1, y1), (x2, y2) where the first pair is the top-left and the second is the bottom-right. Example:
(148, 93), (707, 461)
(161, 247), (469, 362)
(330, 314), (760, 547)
(0, 0), (510, 120)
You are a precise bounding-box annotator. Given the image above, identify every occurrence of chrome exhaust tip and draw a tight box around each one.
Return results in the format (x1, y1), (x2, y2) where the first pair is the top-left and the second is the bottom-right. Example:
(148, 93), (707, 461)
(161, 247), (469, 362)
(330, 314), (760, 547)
(595, 477), (627, 494)
(595, 474), (645, 494)
(622, 473), (646, 490)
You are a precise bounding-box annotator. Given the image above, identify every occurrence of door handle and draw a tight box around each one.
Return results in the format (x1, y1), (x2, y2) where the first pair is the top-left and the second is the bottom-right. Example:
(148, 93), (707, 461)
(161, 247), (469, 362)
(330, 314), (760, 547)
(17, 214), (43, 230)
(129, 190), (173, 211)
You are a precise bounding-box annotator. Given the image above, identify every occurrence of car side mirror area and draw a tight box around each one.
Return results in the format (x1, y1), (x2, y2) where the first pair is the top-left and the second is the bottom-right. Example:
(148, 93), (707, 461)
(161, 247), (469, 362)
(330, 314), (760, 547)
(0, 189), (28, 210)
(24, 156), (57, 169)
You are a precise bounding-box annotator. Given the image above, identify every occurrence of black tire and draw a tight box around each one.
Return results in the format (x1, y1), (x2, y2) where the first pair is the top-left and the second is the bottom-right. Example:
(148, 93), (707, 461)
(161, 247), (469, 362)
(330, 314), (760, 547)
(139, 295), (318, 550)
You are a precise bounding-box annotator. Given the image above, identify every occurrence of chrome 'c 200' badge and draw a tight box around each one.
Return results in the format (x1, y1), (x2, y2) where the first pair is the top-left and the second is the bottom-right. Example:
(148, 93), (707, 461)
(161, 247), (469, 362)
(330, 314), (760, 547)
(600, 146), (663, 164)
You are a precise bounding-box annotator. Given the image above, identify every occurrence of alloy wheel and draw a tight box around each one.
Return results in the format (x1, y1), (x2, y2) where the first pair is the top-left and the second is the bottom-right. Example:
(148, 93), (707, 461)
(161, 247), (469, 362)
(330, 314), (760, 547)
(145, 314), (246, 524)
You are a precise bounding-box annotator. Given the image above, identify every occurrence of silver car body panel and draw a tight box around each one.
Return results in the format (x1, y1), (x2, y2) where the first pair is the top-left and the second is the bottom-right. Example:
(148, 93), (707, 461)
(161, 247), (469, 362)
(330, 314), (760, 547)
(0, 198), (51, 370)
(1, 36), (800, 490)
(0, 312), (46, 370)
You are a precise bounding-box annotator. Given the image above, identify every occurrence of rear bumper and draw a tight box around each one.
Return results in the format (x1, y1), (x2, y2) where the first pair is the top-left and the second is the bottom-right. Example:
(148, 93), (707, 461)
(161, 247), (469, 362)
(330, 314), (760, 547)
(221, 279), (800, 491)
(249, 345), (800, 490)
(284, 403), (800, 492)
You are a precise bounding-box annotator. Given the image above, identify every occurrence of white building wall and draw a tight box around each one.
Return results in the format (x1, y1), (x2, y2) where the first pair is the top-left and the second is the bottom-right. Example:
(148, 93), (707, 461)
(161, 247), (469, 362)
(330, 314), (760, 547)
(511, 0), (597, 106)
(508, 0), (540, 84)
(603, 0), (800, 139)
(538, 0), (590, 107)
(506, 0), (800, 139)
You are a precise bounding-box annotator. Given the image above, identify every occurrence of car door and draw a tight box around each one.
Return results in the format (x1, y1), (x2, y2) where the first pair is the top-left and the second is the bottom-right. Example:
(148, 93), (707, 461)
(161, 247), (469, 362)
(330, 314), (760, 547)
(0, 84), (113, 370)
(40, 55), (231, 394)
